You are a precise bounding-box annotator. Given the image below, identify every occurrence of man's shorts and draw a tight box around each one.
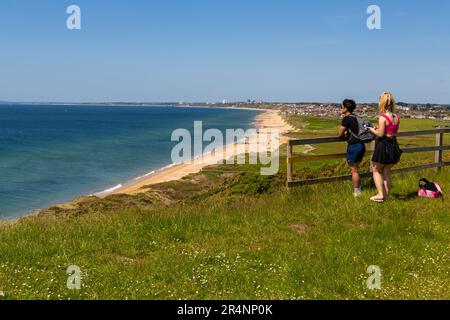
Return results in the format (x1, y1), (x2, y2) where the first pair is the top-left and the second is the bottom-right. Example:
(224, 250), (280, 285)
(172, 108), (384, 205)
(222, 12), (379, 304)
(346, 142), (366, 165)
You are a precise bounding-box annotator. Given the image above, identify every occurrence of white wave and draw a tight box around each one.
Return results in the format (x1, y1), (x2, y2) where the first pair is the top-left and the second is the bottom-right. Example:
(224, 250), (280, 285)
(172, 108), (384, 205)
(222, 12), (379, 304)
(135, 171), (156, 180)
(94, 184), (123, 196)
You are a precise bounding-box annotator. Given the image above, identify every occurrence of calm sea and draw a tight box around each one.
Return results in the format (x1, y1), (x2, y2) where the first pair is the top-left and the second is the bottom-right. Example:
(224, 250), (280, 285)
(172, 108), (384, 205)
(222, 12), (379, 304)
(0, 104), (261, 219)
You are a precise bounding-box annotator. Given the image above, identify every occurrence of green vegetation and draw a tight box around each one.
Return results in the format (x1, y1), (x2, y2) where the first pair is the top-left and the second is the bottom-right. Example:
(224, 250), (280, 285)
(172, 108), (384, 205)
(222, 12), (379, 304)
(0, 116), (449, 300)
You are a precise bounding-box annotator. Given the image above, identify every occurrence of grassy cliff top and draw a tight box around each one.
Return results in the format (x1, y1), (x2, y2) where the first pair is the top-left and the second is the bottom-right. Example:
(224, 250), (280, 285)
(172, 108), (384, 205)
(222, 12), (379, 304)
(0, 116), (449, 300)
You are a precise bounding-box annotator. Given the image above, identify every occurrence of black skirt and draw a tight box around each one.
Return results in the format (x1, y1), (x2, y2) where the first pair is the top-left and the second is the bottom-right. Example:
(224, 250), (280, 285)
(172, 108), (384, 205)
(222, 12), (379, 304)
(372, 137), (403, 164)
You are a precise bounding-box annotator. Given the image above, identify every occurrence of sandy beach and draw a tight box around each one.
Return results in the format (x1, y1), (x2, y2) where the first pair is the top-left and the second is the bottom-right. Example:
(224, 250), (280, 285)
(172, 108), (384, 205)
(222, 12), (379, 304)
(98, 109), (294, 196)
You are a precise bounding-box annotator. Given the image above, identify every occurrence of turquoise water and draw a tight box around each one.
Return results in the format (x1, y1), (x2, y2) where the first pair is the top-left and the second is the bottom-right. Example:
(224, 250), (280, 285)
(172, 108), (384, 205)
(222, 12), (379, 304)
(0, 104), (260, 219)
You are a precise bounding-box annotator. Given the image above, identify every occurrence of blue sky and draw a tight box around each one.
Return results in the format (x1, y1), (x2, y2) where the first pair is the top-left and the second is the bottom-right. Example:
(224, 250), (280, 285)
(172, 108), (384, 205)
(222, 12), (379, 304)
(0, 0), (449, 103)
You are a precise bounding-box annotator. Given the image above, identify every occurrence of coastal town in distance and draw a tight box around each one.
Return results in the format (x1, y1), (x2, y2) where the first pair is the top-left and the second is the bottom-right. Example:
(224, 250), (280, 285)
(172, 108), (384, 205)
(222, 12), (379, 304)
(4, 100), (449, 121)
(198, 101), (450, 121)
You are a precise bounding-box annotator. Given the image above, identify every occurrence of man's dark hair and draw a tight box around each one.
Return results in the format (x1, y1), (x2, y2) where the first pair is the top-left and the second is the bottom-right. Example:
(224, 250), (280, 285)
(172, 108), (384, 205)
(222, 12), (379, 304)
(342, 99), (356, 113)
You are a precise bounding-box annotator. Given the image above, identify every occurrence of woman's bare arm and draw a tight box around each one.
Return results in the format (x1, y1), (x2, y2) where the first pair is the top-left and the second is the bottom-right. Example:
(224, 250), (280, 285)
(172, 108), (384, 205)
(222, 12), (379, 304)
(369, 117), (386, 137)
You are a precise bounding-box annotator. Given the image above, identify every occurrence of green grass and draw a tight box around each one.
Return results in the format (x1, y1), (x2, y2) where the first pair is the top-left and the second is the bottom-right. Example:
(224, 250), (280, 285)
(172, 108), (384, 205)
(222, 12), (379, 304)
(0, 116), (449, 300)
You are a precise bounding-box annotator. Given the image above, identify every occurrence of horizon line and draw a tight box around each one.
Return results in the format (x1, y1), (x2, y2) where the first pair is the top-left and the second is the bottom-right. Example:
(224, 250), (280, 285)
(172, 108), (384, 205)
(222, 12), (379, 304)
(1, 100), (449, 106)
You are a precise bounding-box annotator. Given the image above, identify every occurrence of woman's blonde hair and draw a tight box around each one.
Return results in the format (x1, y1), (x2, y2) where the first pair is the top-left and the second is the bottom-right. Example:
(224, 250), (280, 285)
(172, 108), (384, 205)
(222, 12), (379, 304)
(379, 92), (396, 114)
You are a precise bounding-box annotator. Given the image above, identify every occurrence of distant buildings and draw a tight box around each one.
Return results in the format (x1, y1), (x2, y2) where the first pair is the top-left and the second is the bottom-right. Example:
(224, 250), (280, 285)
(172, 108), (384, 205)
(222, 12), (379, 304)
(280, 103), (450, 120)
(191, 101), (450, 121)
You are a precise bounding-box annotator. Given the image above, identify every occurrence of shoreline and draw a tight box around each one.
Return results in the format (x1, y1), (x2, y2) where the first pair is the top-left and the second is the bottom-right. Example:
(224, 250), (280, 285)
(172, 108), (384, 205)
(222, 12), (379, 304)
(3, 107), (294, 220)
(97, 109), (294, 196)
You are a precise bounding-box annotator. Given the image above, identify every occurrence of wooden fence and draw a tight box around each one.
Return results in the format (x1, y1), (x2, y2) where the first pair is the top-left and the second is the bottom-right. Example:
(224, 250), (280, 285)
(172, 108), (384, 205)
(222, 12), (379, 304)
(287, 127), (450, 188)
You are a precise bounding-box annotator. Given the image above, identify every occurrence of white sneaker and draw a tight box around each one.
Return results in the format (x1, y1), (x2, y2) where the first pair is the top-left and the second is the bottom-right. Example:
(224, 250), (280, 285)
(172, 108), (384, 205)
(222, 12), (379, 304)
(353, 190), (362, 197)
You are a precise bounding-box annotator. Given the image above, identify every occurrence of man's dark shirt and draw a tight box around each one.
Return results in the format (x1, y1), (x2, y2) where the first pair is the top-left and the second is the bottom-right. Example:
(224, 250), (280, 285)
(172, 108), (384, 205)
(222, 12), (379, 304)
(341, 115), (360, 145)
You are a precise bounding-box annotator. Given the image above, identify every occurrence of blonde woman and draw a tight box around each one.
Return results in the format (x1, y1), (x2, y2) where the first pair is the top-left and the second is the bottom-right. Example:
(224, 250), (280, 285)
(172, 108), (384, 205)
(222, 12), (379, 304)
(368, 92), (403, 203)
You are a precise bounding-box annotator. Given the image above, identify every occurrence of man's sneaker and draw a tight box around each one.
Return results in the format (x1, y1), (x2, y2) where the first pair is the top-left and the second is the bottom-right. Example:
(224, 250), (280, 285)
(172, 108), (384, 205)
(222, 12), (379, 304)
(353, 190), (362, 197)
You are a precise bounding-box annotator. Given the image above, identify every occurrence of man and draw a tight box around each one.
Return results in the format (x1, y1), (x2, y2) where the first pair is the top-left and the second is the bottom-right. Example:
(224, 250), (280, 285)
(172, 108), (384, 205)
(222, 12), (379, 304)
(338, 99), (366, 197)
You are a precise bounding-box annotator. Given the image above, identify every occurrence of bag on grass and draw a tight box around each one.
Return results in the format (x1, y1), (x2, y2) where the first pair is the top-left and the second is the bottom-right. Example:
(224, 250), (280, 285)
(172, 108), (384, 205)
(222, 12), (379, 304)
(418, 178), (443, 199)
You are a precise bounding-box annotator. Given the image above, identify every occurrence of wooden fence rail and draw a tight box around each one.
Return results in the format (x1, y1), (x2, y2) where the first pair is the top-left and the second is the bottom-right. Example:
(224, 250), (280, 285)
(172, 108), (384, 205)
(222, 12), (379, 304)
(287, 127), (450, 188)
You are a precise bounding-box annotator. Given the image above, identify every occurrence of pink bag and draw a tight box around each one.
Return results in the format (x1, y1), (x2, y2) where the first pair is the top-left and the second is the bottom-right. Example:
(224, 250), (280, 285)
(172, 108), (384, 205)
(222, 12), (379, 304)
(418, 178), (443, 199)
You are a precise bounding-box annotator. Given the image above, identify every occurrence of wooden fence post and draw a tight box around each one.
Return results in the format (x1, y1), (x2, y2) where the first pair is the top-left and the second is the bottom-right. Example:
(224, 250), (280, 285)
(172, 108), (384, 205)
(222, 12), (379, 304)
(287, 141), (293, 186)
(435, 128), (444, 173)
